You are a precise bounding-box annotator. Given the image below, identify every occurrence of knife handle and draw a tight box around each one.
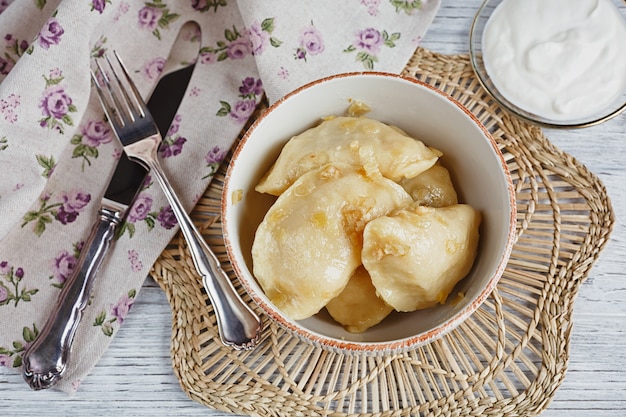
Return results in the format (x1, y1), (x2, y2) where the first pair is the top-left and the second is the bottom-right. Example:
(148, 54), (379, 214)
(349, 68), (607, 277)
(22, 206), (122, 390)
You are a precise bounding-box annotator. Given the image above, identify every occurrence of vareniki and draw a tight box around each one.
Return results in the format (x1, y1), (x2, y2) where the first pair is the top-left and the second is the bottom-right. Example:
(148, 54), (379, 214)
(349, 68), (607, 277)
(362, 204), (481, 312)
(252, 163), (412, 320)
(255, 116), (441, 196)
(252, 116), (481, 332)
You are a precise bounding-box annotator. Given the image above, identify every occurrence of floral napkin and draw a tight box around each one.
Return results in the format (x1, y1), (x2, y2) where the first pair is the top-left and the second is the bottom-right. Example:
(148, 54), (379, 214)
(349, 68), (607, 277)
(0, 0), (440, 393)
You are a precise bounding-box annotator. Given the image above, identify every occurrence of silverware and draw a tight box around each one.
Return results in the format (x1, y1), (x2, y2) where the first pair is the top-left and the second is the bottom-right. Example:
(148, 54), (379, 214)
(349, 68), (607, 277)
(91, 51), (263, 351)
(21, 61), (195, 391)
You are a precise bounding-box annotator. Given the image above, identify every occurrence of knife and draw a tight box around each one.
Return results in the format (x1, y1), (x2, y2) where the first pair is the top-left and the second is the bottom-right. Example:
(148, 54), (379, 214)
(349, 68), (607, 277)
(21, 63), (195, 391)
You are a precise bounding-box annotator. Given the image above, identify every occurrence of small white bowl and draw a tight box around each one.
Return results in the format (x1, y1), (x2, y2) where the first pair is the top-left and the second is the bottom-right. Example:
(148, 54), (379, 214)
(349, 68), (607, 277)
(469, 0), (626, 129)
(222, 72), (516, 355)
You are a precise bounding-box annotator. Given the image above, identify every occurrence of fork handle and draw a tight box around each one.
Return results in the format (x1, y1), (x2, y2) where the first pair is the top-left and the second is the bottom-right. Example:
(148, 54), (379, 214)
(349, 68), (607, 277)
(145, 159), (262, 350)
(22, 205), (122, 390)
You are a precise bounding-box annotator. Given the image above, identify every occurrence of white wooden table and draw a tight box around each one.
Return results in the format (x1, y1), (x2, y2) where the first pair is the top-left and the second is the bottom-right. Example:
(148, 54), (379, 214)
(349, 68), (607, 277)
(2, 2), (625, 415)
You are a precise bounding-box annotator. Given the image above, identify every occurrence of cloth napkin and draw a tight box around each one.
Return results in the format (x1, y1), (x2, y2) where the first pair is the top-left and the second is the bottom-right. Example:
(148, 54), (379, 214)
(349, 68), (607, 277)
(0, 0), (440, 393)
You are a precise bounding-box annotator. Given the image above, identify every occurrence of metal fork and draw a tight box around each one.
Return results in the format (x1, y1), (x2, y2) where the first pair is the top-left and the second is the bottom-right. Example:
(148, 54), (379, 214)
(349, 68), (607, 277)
(91, 51), (262, 350)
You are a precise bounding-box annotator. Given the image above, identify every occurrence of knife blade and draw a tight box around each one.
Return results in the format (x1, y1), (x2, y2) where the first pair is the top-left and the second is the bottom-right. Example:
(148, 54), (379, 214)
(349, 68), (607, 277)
(22, 62), (195, 391)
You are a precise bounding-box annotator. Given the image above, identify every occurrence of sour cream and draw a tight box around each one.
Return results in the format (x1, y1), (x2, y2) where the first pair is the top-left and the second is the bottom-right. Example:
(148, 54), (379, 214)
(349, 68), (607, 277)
(482, 0), (626, 121)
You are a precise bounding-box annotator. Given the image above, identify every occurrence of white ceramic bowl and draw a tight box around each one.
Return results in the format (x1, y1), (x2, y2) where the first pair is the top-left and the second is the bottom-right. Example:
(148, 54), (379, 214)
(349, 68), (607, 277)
(222, 72), (516, 354)
(469, 0), (626, 129)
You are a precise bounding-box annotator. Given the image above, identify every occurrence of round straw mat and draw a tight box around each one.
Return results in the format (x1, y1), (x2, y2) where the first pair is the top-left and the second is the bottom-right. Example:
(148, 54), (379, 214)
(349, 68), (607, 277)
(151, 48), (615, 417)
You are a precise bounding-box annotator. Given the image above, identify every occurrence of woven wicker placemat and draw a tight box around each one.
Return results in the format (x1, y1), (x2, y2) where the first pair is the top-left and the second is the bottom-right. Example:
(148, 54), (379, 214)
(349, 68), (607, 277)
(150, 48), (615, 417)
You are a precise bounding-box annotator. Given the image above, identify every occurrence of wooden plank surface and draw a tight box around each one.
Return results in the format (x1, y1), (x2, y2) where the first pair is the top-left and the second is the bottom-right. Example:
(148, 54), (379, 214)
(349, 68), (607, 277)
(2, 1), (625, 415)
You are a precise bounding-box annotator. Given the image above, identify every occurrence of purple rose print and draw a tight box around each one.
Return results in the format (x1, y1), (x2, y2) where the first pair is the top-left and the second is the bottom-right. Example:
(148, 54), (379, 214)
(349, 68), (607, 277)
(160, 114), (187, 158)
(205, 146), (227, 165)
(167, 114), (182, 135)
(72, 119), (113, 170)
(110, 294), (134, 324)
(295, 24), (324, 61)
(56, 190), (91, 225)
(128, 250), (143, 273)
(227, 38), (252, 60)
(295, 49), (305, 60)
(0, 353), (9, 367)
(91, 0), (108, 14)
(50, 249), (78, 285)
(199, 18), (281, 63)
(0, 93), (20, 123)
(230, 100), (256, 124)
(0, 0), (11, 15)
(2, 34), (29, 76)
(127, 194), (153, 223)
(81, 119), (112, 147)
(39, 85), (72, 120)
(90, 35), (107, 58)
(0, 261), (10, 275)
(22, 190), (91, 235)
(354, 28), (383, 54)
(114, 168), (181, 238)
(138, 1), (180, 40)
(39, 70), (77, 134)
(203, 146), (227, 179)
(61, 190), (91, 212)
(142, 174), (153, 189)
(246, 21), (270, 55)
(344, 28), (401, 70)
(199, 52), (217, 64)
(301, 27), (324, 54)
(300, 26), (324, 55)
(138, 6), (160, 30)
(94, 289), (137, 336)
(191, 0), (207, 10)
(142, 57), (165, 80)
(49, 241), (83, 287)
(157, 206), (177, 229)
(0, 261), (38, 306)
(217, 77), (263, 125)
(55, 207), (79, 225)
(159, 136), (186, 158)
(59, 191), (91, 218)
(0, 56), (13, 75)
(38, 18), (64, 49)
(114, 175), (177, 238)
(239, 77), (263, 98)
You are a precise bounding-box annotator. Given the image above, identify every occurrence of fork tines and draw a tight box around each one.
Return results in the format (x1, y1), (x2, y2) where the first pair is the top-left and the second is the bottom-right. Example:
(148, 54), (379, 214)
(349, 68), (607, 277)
(90, 51), (147, 131)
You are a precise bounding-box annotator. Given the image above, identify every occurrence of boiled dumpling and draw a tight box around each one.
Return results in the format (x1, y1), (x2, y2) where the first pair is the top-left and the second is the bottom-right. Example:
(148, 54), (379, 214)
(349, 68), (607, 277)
(399, 163), (458, 207)
(255, 116), (441, 196)
(325, 265), (394, 333)
(361, 204), (481, 312)
(252, 163), (413, 320)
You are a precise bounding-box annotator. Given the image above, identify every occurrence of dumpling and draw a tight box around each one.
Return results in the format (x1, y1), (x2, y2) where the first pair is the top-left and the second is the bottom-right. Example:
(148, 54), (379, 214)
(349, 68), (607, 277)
(361, 204), (481, 312)
(399, 163), (458, 207)
(325, 265), (394, 333)
(255, 116), (441, 196)
(252, 163), (413, 320)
